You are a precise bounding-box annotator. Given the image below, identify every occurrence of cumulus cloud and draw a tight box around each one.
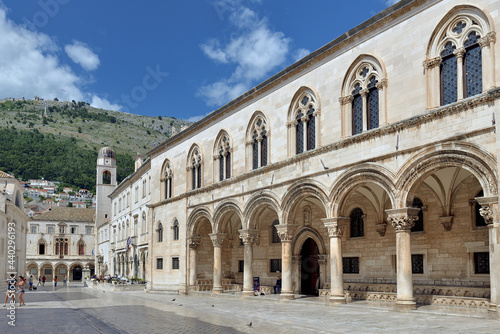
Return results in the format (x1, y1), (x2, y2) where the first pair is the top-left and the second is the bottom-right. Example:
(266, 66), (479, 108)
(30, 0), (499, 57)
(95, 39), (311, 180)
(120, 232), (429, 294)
(91, 95), (121, 111)
(385, 0), (401, 6)
(0, 6), (119, 110)
(65, 41), (100, 71)
(199, 1), (297, 107)
(294, 48), (311, 62)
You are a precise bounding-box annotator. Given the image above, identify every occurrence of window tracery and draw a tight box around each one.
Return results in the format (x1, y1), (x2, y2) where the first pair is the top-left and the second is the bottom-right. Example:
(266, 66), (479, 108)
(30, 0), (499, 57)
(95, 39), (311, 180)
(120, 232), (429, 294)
(291, 91), (318, 154)
(215, 132), (232, 181)
(188, 146), (203, 190)
(247, 114), (268, 170)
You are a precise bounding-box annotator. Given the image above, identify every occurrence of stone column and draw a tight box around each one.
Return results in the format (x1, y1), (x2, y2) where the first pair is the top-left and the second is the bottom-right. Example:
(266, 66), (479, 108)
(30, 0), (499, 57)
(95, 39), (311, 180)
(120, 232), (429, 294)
(276, 224), (298, 300)
(453, 47), (466, 100)
(386, 207), (420, 310)
(422, 57), (441, 108)
(318, 255), (327, 291)
(376, 78), (388, 125)
(209, 233), (226, 294)
(476, 196), (500, 318)
(238, 229), (258, 297)
(188, 236), (201, 286)
(361, 89), (369, 132)
(479, 32), (496, 90)
(322, 217), (349, 304)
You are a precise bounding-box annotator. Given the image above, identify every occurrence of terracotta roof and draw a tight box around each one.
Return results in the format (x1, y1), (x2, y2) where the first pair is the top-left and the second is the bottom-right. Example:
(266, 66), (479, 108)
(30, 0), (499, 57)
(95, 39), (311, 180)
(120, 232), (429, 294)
(32, 207), (95, 222)
(0, 170), (14, 178)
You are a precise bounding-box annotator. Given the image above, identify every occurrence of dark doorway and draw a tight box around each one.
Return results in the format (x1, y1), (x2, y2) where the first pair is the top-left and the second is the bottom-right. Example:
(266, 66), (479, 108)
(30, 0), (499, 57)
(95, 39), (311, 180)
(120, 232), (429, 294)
(73, 265), (82, 281)
(300, 238), (320, 295)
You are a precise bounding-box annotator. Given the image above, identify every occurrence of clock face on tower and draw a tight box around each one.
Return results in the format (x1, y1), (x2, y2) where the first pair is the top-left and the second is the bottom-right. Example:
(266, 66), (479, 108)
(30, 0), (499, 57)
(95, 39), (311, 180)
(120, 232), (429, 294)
(105, 160), (109, 164)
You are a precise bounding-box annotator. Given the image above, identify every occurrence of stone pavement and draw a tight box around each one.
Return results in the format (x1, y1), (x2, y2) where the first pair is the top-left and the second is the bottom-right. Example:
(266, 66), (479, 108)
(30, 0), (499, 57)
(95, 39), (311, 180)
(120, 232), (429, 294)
(1, 284), (499, 333)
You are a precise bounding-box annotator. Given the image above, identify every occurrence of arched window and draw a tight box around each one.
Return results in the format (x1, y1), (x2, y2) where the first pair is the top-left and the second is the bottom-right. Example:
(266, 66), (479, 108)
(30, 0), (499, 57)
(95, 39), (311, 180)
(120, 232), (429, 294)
(78, 240), (85, 255)
(214, 131), (232, 181)
(475, 190), (487, 227)
(247, 113), (269, 170)
(350, 208), (364, 238)
(38, 239), (46, 255)
(289, 91), (318, 155)
(173, 220), (179, 240)
(158, 223), (163, 242)
(187, 146), (202, 190)
(55, 238), (69, 257)
(411, 197), (424, 232)
(424, 7), (494, 108)
(103, 171), (111, 185)
(271, 220), (280, 243)
(162, 160), (173, 200)
(341, 56), (387, 137)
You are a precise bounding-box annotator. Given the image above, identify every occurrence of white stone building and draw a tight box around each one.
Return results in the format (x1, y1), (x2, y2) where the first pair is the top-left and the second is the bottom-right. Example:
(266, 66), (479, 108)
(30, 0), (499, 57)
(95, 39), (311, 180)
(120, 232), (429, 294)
(99, 0), (500, 317)
(26, 207), (95, 282)
(0, 171), (28, 280)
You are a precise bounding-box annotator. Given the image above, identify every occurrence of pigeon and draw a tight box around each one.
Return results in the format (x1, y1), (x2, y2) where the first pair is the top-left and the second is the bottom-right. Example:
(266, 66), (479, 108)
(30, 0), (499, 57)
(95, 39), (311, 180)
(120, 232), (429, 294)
(171, 298), (176, 301)
(247, 322), (252, 327)
(178, 304), (182, 306)
(211, 304), (214, 307)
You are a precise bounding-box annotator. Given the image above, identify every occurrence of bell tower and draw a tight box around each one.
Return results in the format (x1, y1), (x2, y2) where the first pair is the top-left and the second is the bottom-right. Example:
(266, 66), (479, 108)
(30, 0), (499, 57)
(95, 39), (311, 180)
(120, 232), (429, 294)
(96, 146), (116, 229)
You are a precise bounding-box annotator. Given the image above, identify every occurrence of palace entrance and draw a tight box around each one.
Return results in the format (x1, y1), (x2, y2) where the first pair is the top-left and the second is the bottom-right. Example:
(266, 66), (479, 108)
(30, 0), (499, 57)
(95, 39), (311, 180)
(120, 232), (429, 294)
(300, 238), (320, 295)
(73, 265), (82, 281)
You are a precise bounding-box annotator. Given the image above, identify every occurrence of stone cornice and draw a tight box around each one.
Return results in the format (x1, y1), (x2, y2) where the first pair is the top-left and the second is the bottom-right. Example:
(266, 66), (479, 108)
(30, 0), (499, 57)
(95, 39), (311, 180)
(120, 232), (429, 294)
(148, 88), (500, 209)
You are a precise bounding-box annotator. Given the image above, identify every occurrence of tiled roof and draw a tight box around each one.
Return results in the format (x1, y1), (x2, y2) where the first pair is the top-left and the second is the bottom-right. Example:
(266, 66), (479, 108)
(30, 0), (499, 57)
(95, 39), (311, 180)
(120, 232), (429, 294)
(32, 207), (95, 222)
(0, 170), (14, 178)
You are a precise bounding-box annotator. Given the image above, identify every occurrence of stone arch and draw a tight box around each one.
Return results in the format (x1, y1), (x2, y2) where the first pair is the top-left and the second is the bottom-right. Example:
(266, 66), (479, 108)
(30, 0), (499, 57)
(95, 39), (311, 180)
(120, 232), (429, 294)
(243, 190), (281, 229)
(330, 164), (396, 218)
(187, 206), (214, 236)
(281, 179), (330, 225)
(396, 142), (498, 207)
(213, 200), (244, 233)
(292, 227), (327, 256)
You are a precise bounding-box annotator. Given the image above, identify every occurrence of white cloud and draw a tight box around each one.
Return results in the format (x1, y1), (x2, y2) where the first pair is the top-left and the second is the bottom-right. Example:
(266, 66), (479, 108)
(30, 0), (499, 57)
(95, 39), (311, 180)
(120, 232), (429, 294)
(64, 41), (100, 71)
(91, 95), (121, 111)
(293, 48), (311, 62)
(0, 6), (120, 110)
(385, 0), (400, 6)
(199, 1), (297, 107)
(186, 111), (212, 123)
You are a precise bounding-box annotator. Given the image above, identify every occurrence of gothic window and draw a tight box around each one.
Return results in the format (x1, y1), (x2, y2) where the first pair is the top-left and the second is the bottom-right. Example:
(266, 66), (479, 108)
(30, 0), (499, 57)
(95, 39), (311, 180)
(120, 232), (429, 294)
(271, 220), (280, 243)
(162, 160), (173, 200)
(291, 92), (317, 155)
(102, 171), (111, 185)
(248, 115), (268, 170)
(55, 238), (69, 257)
(215, 132), (231, 181)
(188, 146), (202, 190)
(38, 240), (45, 255)
(350, 208), (364, 238)
(425, 8), (493, 109)
(158, 223), (163, 243)
(475, 190), (487, 227)
(411, 197), (424, 232)
(78, 241), (85, 255)
(173, 220), (179, 240)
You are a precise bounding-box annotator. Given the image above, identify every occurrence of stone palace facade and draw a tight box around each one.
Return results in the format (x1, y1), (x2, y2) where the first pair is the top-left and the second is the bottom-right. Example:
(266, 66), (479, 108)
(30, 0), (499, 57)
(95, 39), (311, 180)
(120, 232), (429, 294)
(96, 0), (500, 316)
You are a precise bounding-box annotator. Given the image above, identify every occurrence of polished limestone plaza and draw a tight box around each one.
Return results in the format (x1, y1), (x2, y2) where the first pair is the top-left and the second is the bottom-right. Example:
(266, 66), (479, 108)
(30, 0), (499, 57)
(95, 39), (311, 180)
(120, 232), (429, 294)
(1, 285), (499, 333)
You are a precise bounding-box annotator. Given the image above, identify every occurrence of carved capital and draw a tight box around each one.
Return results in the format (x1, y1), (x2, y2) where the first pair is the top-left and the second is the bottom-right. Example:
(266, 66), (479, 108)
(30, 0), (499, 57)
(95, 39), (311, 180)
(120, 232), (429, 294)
(209, 233), (226, 247)
(275, 224), (298, 242)
(479, 31), (496, 48)
(339, 95), (354, 106)
(453, 47), (466, 59)
(322, 217), (349, 238)
(375, 78), (388, 90)
(479, 206), (494, 225)
(476, 196), (498, 226)
(375, 223), (388, 237)
(189, 235), (201, 250)
(360, 88), (369, 98)
(238, 229), (259, 245)
(386, 208), (420, 232)
(439, 216), (454, 232)
(422, 57), (442, 69)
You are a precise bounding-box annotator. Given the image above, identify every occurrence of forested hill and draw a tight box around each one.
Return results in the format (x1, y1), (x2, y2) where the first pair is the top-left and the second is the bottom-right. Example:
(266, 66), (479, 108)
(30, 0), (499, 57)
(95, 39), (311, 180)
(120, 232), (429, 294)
(0, 98), (193, 191)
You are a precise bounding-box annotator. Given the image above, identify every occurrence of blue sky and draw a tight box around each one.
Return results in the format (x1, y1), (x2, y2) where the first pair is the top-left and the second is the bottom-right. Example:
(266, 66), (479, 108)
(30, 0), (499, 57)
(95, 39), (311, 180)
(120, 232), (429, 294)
(0, 0), (399, 121)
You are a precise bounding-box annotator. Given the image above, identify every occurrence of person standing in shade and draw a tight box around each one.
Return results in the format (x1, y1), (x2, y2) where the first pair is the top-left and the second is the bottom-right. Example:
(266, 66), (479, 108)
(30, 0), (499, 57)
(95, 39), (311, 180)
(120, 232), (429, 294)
(273, 276), (281, 294)
(3, 274), (16, 307)
(54, 276), (58, 289)
(17, 276), (26, 306)
(28, 275), (33, 291)
(42, 275), (46, 286)
(63, 276), (67, 287)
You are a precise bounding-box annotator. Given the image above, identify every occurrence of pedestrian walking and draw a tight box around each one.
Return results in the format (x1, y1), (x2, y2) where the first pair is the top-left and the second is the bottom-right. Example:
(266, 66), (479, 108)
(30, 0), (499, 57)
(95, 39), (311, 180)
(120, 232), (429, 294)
(54, 276), (58, 288)
(37, 276), (42, 286)
(17, 276), (26, 307)
(29, 275), (33, 291)
(63, 276), (67, 287)
(42, 275), (46, 286)
(3, 274), (16, 307)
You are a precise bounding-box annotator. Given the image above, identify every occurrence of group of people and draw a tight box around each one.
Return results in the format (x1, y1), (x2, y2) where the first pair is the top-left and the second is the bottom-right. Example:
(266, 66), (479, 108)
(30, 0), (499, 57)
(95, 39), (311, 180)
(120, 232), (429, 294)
(3, 274), (26, 307)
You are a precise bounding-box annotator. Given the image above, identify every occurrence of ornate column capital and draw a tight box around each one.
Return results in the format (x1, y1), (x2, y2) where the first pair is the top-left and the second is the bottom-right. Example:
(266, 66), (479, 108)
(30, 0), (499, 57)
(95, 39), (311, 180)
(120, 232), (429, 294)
(188, 235), (201, 250)
(375, 78), (388, 90)
(386, 208), (420, 232)
(479, 31), (496, 48)
(209, 233), (226, 247)
(321, 217), (349, 238)
(275, 224), (298, 242)
(476, 195), (498, 226)
(422, 57), (442, 69)
(453, 47), (466, 59)
(339, 95), (354, 106)
(238, 229), (259, 245)
(360, 88), (369, 98)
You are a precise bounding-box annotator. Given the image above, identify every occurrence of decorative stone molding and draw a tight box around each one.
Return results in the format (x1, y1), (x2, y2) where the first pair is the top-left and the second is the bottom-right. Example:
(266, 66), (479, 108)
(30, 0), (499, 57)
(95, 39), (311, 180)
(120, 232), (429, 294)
(189, 235), (201, 250)
(422, 57), (442, 69)
(375, 78), (388, 90)
(453, 47), (466, 59)
(209, 233), (226, 247)
(479, 206), (494, 225)
(479, 31), (496, 48)
(360, 88), (369, 98)
(275, 224), (298, 242)
(439, 216), (454, 231)
(238, 229), (259, 245)
(339, 95), (354, 106)
(476, 196), (498, 226)
(375, 223), (388, 237)
(321, 217), (349, 238)
(386, 208), (420, 232)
